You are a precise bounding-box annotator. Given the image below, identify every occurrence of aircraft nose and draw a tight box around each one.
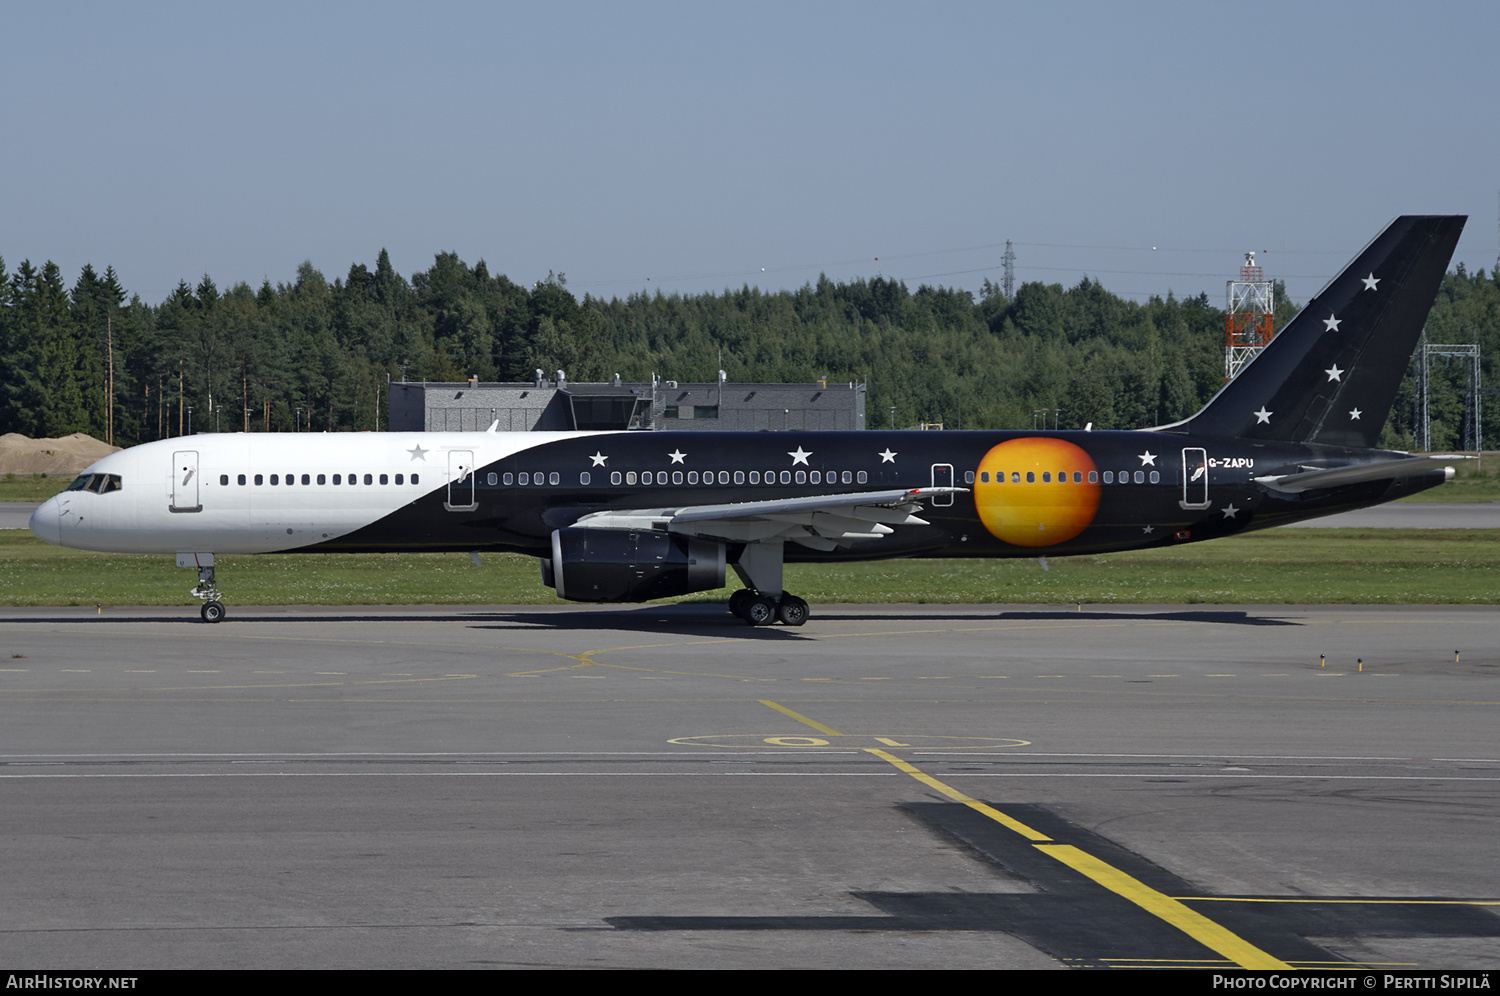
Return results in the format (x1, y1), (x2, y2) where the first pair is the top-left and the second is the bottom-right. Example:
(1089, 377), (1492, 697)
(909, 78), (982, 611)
(28, 497), (60, 546)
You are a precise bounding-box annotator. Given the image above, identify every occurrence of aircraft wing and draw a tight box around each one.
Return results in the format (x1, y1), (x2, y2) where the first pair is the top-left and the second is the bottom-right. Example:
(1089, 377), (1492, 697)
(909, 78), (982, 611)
(567, 487), (967, 550)
(1253, 455), (1469, 493)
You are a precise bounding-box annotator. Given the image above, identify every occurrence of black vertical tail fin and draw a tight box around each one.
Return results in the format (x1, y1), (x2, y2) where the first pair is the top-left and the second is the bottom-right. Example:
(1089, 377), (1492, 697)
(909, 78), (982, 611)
(1169, 215), (1465, 448)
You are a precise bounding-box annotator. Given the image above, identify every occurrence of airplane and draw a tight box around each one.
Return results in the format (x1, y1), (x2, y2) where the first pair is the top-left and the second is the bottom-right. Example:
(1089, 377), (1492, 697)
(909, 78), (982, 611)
(29, 215), (1467, 625)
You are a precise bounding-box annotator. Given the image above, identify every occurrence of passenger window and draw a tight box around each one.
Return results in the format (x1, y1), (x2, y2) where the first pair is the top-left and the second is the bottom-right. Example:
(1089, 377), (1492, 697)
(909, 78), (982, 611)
(980, 471), (989, 483)
(503, 473), (513, 485)
(734, 471), (745, 484)
(714, 471), (726, 484)
(688, 471), (699, 484)
(333, 474), (341, 485)
(380, 474), (388, 485)
(1088, 471), (1098, 483)
(780, 471), (791, 484)
(1149, 471), (1160, 484)
(548, 472), (559, 485)
(411, 474), (419, 484)
(795, 471), (806, 484)
(486, 473), (497, 485)
(254, 474), (264, 485)
(238, 474), (246, 486)
(270, 474), (279, 485)
(580, 472), (591, 485)
(610, 472), (621, 485)
(964, 471), (975, 484)
(1133, 471), (1144, 484)
(1026, 472), (1035, 483)
(842, 471), (852, 484)
(809, 471), (820, 484)
(672, 471), (683, 485)
(364, 474), (373, 485)
(856, 471), (867, 484)
(1042, 472), (1051, 483)
(219, 474), (228, 486)
(396, 474), (404, 485)
(519, 473), (529, 485)
(302, 474), (311, 485)
(317, 474), (326, 485)
(625, 471), (636, 485)
(1103, 472), (1113, 483)
(1010, 472), (1020, 483)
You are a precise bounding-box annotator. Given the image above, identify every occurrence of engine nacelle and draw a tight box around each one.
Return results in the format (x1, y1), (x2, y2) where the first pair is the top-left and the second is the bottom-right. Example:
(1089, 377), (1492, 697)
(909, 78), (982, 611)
(547, 528), (726, 602)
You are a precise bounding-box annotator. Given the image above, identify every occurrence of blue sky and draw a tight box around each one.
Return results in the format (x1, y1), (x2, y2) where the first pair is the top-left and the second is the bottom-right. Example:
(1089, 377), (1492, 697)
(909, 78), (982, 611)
(4, 1), (1496, 308)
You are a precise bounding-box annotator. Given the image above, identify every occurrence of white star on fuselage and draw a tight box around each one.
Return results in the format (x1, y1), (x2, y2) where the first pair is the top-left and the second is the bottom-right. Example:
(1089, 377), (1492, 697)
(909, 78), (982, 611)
(407, 445), (428, 461)
(1221, 503), (1240, 519)
(1349, 408), (1362, 420)
(668, 449), (686, 464)
(1362, 273), (1380, 291)
(1325, 364), (1344, 382)
(1323, 313), (1342, 333)
(1253, 407), (1272, 424)
(788, 446), (812, 466)
(1142, 525), (1155, 535)
(1138, 450), (1156, 467)
(878, 448), (897, 463)
(589, 452), (608, 467)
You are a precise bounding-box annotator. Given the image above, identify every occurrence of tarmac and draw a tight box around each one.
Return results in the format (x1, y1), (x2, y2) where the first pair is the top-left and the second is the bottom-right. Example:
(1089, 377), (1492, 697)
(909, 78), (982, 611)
(0, 602), (1496, 969)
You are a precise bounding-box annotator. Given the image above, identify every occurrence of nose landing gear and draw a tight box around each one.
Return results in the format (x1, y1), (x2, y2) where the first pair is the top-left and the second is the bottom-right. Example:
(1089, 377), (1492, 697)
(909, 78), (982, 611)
(182, 554), (226, 623)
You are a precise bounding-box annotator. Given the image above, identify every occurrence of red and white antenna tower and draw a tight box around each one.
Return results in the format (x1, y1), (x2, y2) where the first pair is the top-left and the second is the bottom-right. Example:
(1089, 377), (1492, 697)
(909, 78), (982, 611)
(1225, 251), (1274, 381)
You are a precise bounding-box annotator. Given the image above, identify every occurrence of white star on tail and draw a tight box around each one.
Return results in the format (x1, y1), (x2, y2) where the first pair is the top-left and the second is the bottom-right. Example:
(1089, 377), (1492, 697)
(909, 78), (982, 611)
(668, 449), (686, 464)
(878, 448), (897, 463)
(1323, 313), (1342, 333)
(1138, 450), (1157, 466)
(788, 446), (812, 466)
(1254, 407), (1272, 424)
(1362, 273), (1380, 291)
(589, 452), (608, 467)
(1325, 364), (1343, 382)
(1349, 408), (1362, 420)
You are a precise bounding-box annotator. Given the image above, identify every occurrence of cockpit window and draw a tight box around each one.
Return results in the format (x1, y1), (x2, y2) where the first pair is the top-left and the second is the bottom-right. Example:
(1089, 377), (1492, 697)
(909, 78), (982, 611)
(67, 474), (122, 494)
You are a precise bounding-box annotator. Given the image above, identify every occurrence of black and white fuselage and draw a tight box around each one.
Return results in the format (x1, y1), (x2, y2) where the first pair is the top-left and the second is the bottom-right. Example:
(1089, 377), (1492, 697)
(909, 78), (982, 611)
(25, 216), (1472, 623)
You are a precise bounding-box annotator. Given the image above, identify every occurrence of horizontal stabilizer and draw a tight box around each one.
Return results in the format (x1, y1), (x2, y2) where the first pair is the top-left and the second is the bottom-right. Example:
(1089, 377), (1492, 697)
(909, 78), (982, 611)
(1253, 455), (1469, 493)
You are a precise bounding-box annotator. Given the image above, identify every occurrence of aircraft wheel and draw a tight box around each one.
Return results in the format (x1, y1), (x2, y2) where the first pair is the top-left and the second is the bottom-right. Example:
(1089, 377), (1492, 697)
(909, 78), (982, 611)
(776, 595), (809, 627)
(201, 600), (226, 624)
(728, 589), (753, 619)
(744, 596), (777, 627)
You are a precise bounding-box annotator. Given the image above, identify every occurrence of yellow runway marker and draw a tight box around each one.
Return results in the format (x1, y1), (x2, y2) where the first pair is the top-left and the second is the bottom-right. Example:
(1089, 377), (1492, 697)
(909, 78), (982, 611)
(758, 700), (844, 736)
(762, 700), (1294, 971)
(1038, 845), (1292, 970)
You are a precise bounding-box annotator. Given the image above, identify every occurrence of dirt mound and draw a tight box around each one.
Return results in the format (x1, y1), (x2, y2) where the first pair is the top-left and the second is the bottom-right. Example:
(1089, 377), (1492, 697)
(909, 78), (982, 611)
(0, 433), (121, 475)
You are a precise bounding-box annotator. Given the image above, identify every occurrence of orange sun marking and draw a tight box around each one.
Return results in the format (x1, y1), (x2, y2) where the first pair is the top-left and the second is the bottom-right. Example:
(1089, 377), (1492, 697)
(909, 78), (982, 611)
(974, 438), (1100, 547)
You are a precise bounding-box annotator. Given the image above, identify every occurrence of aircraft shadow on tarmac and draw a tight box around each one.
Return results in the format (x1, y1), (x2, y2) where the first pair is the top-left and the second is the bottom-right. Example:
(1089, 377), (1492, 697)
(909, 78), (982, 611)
(607, 801), (1500, 969)
(1, 603), (1303, 638)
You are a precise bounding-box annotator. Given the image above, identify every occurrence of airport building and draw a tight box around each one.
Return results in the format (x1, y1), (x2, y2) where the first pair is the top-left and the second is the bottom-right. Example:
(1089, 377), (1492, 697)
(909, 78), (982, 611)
(388, 376), (866, 432)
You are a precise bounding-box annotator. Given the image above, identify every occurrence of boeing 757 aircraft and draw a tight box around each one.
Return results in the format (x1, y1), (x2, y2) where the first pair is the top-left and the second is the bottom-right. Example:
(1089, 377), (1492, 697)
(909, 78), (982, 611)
(30, 216), (1466, 624)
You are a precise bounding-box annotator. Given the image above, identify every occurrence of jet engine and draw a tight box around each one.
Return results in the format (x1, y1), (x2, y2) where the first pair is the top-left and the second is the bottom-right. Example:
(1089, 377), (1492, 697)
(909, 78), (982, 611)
(544, 528), (726, 602)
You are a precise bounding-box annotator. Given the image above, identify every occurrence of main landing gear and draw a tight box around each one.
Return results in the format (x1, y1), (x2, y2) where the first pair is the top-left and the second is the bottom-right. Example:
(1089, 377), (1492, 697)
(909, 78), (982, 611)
(728, 588), (809, 627)
(727, 541), (807, 626)
(188, 559), (226, 623)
